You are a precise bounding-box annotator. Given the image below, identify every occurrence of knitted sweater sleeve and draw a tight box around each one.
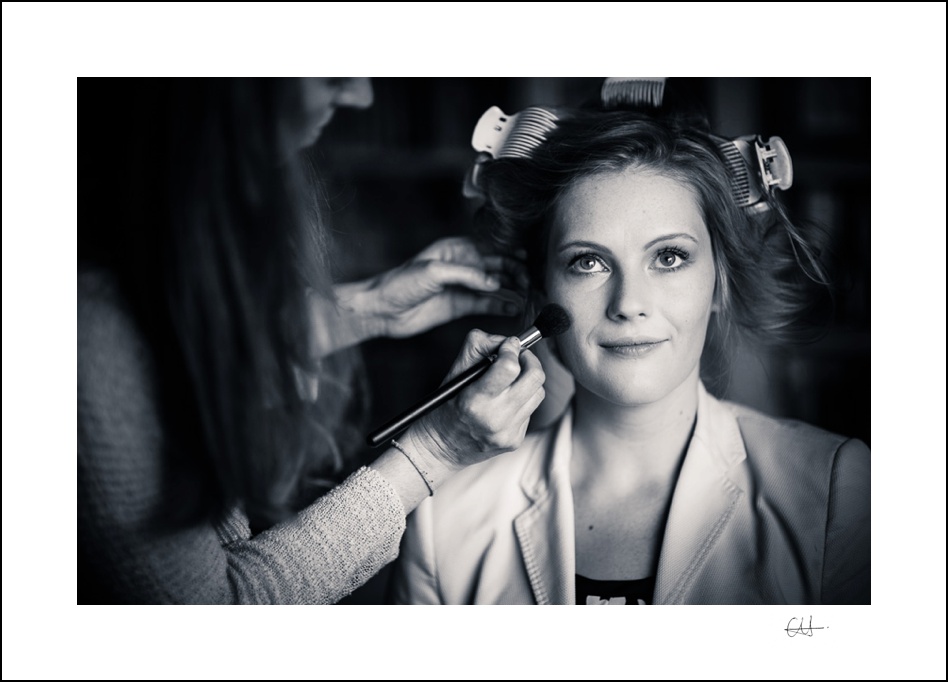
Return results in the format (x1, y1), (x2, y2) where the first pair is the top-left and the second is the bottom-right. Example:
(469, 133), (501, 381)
(78, 274), (406, 604)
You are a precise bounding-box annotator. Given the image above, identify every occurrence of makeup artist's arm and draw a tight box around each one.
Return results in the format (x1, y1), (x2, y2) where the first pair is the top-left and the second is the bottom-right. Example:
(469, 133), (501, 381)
(370, 330), (546, 513)
(305, 237), (526, 359)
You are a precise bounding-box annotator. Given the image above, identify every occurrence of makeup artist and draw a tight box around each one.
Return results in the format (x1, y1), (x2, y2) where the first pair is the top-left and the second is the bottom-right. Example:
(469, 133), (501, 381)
(78, 78), (545, 604)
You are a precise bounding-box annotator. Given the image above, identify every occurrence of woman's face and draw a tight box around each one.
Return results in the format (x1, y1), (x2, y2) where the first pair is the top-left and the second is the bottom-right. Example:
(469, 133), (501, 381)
(544, 167), (717, 407)
(293, 77), (373, 151)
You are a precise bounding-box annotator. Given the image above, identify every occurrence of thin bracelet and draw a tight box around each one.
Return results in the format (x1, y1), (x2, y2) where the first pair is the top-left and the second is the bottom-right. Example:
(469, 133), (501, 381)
(391, 439), (435, 496)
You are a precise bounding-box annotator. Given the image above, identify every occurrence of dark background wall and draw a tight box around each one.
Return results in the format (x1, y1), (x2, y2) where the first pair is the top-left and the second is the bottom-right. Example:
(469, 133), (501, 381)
(318, 78), (870, 604)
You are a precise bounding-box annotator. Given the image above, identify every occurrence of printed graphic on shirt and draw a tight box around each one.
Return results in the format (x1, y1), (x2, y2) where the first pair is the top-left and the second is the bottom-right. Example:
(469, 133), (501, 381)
(576, 574), (655, 605)
(586, 595), (627, 605)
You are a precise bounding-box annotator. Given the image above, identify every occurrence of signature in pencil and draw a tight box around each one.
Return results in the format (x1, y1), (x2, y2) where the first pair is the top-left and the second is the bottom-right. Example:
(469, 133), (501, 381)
(785, 616), (828, 637)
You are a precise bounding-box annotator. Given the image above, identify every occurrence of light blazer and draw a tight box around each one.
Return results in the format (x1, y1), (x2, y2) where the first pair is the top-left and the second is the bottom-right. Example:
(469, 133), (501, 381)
(389, 384), (870, 604)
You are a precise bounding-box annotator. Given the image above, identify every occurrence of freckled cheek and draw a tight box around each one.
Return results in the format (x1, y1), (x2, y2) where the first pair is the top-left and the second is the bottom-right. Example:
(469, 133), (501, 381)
(547, 277), (608, 365)
(662, 270), (716, 342)
(669, 291), (713, 325)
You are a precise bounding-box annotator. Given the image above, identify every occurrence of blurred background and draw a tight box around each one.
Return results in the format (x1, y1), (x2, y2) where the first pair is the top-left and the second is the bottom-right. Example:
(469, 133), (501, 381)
(315, 78), (870, 603)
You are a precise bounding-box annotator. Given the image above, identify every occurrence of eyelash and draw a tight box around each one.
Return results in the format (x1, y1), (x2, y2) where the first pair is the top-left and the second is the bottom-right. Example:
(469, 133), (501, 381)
(653, 247), (690, 272)
(567, 247), (692, 276)
(567, 252), (609, 275)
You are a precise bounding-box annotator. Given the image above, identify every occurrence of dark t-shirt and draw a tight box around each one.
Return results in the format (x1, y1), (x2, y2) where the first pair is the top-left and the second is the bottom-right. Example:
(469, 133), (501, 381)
(576, 573), (655, 605)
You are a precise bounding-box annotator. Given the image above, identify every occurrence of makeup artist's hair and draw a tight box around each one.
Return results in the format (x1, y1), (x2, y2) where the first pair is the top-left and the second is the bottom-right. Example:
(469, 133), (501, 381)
(474, 110), (830, 389)
(80, 78), (367, 532)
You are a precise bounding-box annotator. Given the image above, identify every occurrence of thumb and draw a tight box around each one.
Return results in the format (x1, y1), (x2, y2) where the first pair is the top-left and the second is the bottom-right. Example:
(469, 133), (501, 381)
(444, 329), (507, 382)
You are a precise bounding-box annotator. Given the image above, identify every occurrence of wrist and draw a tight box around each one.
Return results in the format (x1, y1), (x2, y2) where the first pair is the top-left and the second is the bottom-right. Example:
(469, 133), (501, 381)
(305, 282), (379, 358)
(333, 280), (386, 344)
(367, 428), (461, 513)
(399, 424), (464, 488)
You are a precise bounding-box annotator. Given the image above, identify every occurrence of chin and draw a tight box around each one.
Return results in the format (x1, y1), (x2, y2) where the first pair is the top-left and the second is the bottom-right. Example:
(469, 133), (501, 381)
(575, 363), (700, 408)
(600, 384), (671, 407)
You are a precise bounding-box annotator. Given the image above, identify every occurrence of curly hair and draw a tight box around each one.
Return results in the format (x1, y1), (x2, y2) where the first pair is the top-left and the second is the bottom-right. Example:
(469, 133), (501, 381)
(474, 109), (830, 389)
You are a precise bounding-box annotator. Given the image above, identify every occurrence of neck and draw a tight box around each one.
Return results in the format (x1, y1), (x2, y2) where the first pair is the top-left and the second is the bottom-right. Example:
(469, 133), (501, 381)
(571, 370), (700, 486)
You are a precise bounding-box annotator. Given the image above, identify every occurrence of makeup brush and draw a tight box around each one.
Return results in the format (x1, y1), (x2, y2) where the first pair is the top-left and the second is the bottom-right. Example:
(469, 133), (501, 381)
(366, 304), (572, 447)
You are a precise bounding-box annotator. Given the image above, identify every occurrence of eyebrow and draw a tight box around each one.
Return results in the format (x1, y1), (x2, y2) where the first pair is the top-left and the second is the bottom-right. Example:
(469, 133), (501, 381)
(556, 240), (614, 255)
(643, 232), (699, 249)
(556, 233), (699, 254)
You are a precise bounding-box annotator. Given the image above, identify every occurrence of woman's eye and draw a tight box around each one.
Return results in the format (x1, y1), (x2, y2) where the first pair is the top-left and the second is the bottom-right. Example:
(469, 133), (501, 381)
(569, 254), (608, 274)
(654, 249), (688, 270)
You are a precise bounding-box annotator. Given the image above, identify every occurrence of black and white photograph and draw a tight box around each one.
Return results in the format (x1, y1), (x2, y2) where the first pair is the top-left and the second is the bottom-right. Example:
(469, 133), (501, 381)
(76, 75), (872, 607)
(3, 3), (946, 680)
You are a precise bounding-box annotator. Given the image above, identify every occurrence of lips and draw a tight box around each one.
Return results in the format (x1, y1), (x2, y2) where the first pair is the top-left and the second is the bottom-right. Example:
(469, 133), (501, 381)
(600, 339), (667, 357)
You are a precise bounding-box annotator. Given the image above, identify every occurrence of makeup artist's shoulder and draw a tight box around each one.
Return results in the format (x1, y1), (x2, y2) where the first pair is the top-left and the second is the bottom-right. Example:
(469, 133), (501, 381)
(79, 266), (117, 305)
(79, 268), (134, 347)
(79, 267), (156, 387)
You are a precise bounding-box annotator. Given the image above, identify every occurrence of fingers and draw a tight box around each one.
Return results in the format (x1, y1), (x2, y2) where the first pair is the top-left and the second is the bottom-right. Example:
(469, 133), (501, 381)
(452, 334), (545, 400)
(486, 348), (546, 425)
(458, 345), (545, 452)
(423, 333), (547, 468)
(470, 338), (542, 397)
(414, 260), (501, 294)
(448, 336), (520, 400)
(444, 329), (507, 381)
(513, 381), (547, 426)
(508, 348), (546, 405)
(482, 255), (531, 293)
(521, 378), (547, 414)
(411, 239), (530, 294)
(446, 290), (525, 319)
(408, 258), (527, 318)
(517, 346), (545, 388)
(413, 237), (483, 266)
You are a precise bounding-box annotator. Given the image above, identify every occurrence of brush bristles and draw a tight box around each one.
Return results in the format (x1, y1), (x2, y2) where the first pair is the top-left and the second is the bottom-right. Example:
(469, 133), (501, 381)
(533, 304), (571, 338)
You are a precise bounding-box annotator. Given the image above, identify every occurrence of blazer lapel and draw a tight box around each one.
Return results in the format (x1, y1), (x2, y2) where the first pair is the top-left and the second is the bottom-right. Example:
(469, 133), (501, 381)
(514, 410), (576, 605)
(654, 385), (748, 604)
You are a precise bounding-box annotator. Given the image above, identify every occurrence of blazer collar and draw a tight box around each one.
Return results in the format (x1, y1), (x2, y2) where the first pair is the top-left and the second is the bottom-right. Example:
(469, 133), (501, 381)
(514, 410), (576, 604)
(654, 383), (749, 603)
(513, 383), (749, 605)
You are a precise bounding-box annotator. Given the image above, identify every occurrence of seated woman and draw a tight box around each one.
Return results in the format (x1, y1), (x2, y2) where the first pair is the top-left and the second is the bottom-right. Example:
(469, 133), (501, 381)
(388, 95), (870, 605)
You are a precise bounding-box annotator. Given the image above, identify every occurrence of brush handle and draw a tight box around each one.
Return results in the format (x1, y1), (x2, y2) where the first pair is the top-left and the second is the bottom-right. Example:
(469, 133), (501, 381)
(366, 353), (497, 448)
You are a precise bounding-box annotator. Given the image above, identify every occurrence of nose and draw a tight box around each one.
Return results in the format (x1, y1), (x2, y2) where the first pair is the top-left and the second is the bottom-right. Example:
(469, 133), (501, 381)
(606, 269), (651, 321)
(335, 77), (373, 109)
